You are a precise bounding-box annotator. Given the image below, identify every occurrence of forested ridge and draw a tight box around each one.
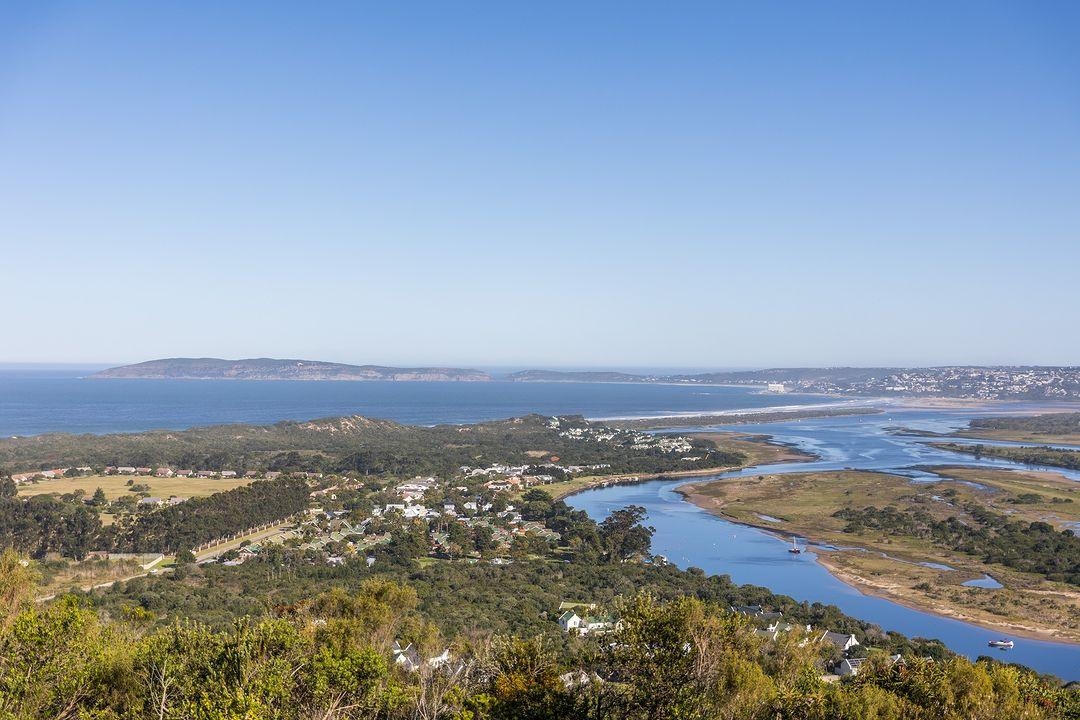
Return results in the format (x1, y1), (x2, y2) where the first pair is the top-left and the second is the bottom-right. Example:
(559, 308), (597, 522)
(0, 414), (741, 476)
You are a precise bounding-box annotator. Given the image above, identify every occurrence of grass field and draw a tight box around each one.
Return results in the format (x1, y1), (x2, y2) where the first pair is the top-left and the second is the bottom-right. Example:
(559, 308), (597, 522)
(18, 474), (253, 501)
(676, 467), (1080, 642)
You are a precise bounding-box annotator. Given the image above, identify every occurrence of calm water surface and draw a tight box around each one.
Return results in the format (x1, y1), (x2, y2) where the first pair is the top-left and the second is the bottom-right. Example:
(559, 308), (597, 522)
(0, 371), (840, 436)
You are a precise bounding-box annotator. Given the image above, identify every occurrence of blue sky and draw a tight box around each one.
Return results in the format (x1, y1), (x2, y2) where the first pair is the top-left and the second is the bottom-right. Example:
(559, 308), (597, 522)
(2, 2), (1078, 368)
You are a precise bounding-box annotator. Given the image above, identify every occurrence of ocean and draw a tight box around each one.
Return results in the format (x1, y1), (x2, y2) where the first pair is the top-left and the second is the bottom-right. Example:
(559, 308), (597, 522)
(0, 369), (841, 436)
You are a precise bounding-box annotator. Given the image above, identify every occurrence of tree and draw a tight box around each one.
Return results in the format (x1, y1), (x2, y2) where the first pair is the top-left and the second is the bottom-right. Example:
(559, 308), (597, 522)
(599, 505), (654, 561)
(473, 525), (497, 555)
(90, 487), (108, 507)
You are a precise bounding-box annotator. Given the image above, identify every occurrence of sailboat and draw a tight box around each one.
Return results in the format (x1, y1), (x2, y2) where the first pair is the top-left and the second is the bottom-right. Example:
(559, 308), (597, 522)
(788, 538), (802, 554)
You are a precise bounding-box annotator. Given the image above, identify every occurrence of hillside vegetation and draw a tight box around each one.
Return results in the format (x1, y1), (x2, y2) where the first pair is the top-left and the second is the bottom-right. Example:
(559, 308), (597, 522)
(0, 415), (741, 477)
(1, 556), (1076, 720)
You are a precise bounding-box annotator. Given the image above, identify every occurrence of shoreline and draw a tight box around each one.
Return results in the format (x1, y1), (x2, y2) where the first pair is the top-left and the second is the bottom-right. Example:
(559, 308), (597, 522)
(673, 479), (1080, 646)
(810, 551), (1080, 646)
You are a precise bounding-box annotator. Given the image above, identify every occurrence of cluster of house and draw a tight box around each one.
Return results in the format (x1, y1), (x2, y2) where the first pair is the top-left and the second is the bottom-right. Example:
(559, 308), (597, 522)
(219, 468), (564, 567)
(731, 605), (907, 678)
(9, 465), (328, 485)
(9, 467), (91, 483)
(104, 466), (290, 479)
(741, 367), (1080, 401)
(460, 461), (612, 494)
(549, 418), (696, 455)
(221, 512), (391, 567)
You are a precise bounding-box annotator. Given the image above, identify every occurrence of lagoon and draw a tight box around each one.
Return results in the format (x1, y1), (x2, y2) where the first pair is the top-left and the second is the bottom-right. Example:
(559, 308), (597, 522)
(567, 409), (1080, 680)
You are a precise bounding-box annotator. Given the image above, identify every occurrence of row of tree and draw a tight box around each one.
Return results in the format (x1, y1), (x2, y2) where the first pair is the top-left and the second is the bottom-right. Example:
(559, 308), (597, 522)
(103, 476), (311, 553)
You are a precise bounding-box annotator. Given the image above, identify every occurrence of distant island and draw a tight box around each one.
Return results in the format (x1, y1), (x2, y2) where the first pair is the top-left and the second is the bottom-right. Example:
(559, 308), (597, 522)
(92, 358), (491, 382)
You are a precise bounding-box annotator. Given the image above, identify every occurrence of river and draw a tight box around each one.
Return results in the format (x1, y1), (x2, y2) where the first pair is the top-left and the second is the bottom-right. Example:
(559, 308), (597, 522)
(565, 407), (1080, 680)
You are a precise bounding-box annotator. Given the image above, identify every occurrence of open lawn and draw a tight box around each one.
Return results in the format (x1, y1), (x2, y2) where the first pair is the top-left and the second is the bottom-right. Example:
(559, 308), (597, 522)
(676, 468), (1080, 643)
(18, 474), (253, 501)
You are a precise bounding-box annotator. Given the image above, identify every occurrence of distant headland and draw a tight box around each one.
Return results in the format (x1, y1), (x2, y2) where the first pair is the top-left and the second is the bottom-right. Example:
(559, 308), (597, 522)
(91, 358), (492, 382)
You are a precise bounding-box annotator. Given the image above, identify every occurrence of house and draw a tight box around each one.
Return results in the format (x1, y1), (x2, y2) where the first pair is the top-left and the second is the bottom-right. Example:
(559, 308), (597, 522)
(837, 654), (903, 677)
(391, 641), (452, 673)
(116, 467), (137, 475)
(138, 497), (165, 507)
(135, 467), (152, 475)
(219, 470), (238, 479)
(558, 609), (617, 636)
(154, 468), (174, 478)
(558, 611), (583, 632)
(196, 470), (216, 478)
(819, 631), (860, 652)
(731, 605), (764, 616)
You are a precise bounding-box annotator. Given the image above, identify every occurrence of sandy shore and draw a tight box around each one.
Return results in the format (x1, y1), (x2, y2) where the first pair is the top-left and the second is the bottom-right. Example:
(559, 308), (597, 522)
(814, 552), (1080, 645)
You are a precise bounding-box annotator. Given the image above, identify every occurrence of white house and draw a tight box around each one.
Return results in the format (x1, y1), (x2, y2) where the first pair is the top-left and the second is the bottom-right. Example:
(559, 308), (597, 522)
(558, 609), (616, 636)
(558, 610), (583, 632)
(837, 654), (903, 677)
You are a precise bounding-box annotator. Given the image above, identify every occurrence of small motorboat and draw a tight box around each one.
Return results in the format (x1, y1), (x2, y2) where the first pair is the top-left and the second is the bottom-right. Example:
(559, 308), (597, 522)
(788, 538), (802, 554)
(988, 639), (1014, 649)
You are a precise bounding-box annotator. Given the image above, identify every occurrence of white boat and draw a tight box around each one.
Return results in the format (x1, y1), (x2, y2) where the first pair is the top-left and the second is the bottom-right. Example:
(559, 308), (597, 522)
(988, 639), (1014, 649)
(788, 538), (801, 554)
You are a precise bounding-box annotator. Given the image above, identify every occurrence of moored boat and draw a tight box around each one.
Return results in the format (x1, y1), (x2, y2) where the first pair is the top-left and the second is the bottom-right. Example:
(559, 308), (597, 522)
(988, 639), (1014, 649)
